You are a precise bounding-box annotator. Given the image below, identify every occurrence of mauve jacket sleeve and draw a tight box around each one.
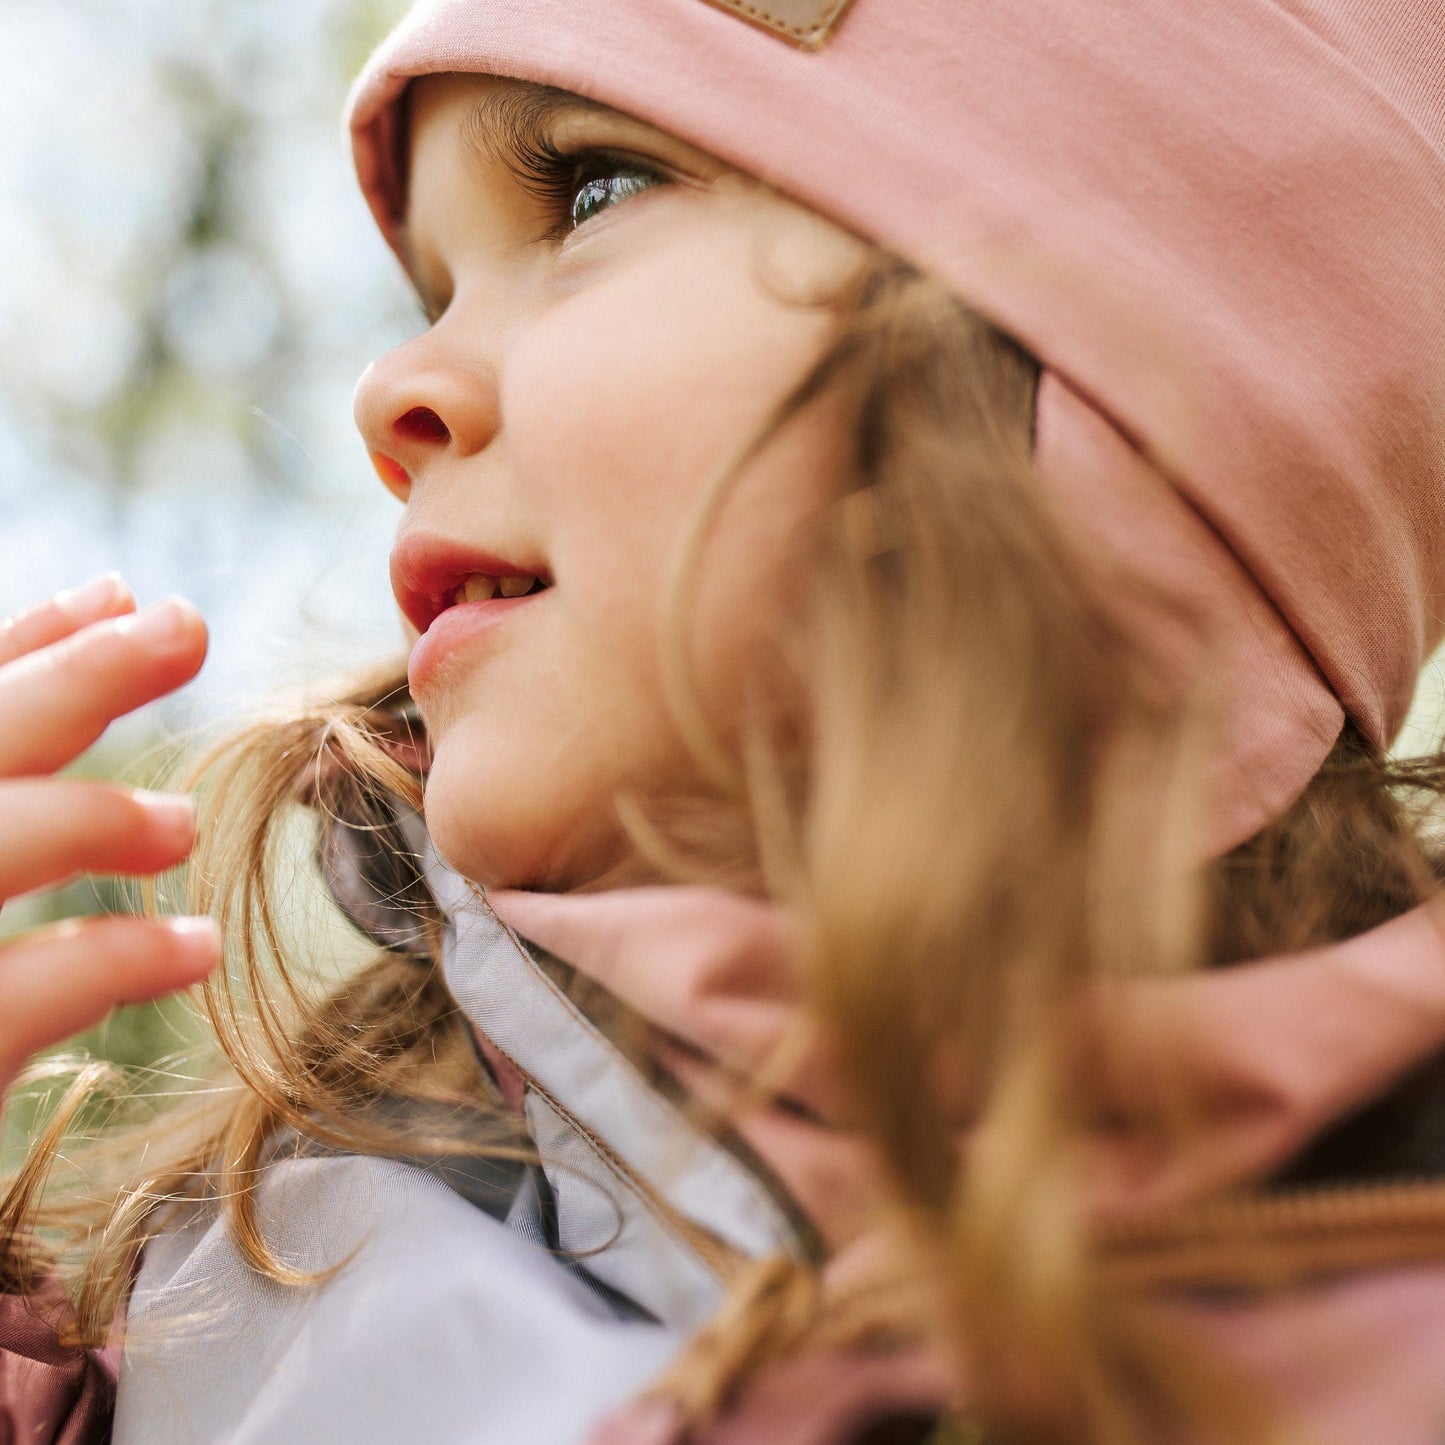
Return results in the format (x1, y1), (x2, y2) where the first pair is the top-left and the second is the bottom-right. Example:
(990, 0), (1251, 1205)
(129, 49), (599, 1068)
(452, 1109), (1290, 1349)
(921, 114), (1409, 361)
(0, 1287), (115, 1445)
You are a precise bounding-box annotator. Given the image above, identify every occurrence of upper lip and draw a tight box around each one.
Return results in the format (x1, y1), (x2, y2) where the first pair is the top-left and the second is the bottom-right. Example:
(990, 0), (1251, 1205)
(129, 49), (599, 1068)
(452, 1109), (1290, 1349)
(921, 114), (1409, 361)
(390, 531), (551, 635)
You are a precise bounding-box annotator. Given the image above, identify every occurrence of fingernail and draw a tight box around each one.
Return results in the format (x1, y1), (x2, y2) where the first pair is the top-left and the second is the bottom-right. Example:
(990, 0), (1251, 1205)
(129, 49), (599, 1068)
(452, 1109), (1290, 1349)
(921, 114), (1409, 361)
(165, 917), (222, 977)
(55, 573), (130, 624)
(136, 790), (197, 843)
(117, 597), (196, 650)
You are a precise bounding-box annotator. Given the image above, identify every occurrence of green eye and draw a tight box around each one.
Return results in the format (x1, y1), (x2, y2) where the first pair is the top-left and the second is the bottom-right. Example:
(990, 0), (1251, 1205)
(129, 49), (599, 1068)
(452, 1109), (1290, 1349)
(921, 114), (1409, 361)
(569, 163), (661, 230)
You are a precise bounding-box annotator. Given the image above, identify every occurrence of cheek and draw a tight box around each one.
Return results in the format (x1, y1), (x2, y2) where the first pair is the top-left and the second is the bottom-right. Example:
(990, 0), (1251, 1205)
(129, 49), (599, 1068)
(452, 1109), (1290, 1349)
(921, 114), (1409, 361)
(508, 241), (848, 718)
(676, 392), (849, 720)
(507, 238), (842, 639)
(505, 231), (839, 558)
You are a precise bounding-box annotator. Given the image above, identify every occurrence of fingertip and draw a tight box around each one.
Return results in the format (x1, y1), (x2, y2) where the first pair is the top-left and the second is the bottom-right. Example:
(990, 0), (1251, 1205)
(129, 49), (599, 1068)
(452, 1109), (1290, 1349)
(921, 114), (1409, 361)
(0, 915), (223, 1076)
(163, 916), (222, 982)
(112, 596), (210, 682)
(54, 573), (136, 627)
(160, 596), (210, 670)
(0, 575), (138, 669)
(162, 594), (206, 635)
(134, 790), (199, 852)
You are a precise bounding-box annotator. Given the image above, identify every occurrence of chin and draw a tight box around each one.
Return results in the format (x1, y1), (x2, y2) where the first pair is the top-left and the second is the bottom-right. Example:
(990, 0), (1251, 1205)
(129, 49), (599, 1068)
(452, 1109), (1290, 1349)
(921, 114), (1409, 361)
(419, 732), (613, 892)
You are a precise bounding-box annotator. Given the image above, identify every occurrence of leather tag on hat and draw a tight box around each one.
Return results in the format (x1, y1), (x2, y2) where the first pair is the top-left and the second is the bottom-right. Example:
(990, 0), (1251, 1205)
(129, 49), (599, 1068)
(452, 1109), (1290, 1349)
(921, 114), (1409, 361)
(697, 0), (856, 48)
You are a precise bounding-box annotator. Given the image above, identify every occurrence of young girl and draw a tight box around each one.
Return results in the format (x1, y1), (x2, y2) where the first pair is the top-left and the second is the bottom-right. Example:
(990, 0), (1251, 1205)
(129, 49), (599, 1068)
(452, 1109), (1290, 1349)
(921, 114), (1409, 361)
(5, 1), (1445, 1441)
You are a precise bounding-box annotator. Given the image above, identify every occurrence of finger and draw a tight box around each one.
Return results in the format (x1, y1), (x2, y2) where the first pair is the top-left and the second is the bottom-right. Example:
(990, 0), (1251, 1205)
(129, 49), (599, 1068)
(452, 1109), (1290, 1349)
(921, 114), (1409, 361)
(0, 915), (220, 1088)
(0, 779), (196, 902)
(0, 575), (136, 669)
(0, 598), (207, 778)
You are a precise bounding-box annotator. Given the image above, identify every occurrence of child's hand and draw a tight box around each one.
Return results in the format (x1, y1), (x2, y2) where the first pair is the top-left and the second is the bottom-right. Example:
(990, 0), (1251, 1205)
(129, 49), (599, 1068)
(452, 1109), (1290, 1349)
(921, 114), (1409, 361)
(0, 577), (220, 1095)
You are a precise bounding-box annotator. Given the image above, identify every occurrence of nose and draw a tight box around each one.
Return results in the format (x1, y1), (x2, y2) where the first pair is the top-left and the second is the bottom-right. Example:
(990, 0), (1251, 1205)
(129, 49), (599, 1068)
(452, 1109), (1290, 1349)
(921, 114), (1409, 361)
(354, 327), (501, 502)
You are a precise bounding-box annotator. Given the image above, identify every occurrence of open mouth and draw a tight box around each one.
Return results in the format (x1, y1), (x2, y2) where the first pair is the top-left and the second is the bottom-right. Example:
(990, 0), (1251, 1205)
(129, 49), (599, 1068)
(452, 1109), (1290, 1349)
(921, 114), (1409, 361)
(450, 572), (550, 605)
(390, 534), (555, 636)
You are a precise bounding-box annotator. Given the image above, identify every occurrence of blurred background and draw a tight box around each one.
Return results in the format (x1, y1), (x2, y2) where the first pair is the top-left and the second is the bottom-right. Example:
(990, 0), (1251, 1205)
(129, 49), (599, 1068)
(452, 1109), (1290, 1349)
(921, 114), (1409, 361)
(0, 0), (416, 713)
(0, 0), (415, 1130)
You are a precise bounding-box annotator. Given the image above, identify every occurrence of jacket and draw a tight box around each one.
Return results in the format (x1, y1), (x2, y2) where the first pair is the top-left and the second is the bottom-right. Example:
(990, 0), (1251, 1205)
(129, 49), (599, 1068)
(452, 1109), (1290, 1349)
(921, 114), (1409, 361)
(8, 815), (1445, 1443)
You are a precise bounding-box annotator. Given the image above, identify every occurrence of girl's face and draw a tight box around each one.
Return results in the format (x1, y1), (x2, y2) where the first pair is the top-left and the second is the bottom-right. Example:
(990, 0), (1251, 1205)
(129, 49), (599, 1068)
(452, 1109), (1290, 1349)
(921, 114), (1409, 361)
(355, 73), (867, 889)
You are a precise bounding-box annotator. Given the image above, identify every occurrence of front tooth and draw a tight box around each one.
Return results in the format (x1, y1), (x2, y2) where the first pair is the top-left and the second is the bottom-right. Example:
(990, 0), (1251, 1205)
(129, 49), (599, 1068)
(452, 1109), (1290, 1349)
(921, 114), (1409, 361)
(461, 575), (497, 602)
(498, 575), (533, 598)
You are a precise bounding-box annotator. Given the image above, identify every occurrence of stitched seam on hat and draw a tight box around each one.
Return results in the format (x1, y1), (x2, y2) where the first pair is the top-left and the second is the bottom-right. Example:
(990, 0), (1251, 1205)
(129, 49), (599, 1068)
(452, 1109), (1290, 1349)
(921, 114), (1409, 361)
(706, 0), (853, 44)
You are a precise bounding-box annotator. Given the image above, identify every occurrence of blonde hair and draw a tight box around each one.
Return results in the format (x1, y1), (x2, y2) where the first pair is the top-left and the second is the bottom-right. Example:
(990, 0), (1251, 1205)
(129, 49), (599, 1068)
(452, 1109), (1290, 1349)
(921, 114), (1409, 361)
(5, 252), (1444, 1445)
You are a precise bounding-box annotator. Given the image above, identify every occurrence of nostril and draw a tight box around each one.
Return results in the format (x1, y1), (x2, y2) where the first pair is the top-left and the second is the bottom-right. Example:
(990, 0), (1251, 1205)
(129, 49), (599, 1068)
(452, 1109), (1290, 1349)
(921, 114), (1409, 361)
(394, 406), (451, 445)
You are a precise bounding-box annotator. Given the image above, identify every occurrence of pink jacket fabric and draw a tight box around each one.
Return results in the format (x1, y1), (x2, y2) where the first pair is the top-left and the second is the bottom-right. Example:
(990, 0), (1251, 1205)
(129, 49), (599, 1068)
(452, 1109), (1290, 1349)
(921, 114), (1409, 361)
(348, 0), (1445, 856)
(489, 885), (1445, 1235)
(0, 1284), (113, 1445)
(488, 883), (1445, 1445)
(589, 1269), (1445, 1445)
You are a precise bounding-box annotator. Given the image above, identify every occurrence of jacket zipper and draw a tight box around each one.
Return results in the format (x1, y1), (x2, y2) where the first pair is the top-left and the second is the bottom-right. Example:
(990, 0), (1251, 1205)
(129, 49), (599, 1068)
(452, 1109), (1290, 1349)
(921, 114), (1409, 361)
(1097, 1179), (1445, 1289)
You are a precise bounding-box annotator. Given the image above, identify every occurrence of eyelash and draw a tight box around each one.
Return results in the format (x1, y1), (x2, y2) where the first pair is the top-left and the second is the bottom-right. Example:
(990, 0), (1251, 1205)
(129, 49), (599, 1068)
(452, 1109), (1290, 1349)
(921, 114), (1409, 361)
(506, 134), (666, 241)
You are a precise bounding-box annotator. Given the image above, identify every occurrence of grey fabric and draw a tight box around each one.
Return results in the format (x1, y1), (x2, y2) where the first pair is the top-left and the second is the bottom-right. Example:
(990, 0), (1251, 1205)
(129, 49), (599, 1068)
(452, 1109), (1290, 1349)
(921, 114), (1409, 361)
(324, 804), (802, 1322)
(424, 841), (804, 1331)
(115, 1155), (677, 1445)
(504, 1163), (659, 1324)
(524, 1090), (722, 1325)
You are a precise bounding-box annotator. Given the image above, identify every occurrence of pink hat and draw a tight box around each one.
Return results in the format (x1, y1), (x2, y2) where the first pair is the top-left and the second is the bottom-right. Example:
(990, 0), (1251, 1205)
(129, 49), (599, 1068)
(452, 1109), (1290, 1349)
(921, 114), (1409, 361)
(347, 0), (1445, 854)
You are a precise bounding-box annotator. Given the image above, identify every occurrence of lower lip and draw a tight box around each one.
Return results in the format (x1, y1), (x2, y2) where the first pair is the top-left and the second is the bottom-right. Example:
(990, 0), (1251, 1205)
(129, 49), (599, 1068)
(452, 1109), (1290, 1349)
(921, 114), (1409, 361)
(407, 593), (544, 693)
